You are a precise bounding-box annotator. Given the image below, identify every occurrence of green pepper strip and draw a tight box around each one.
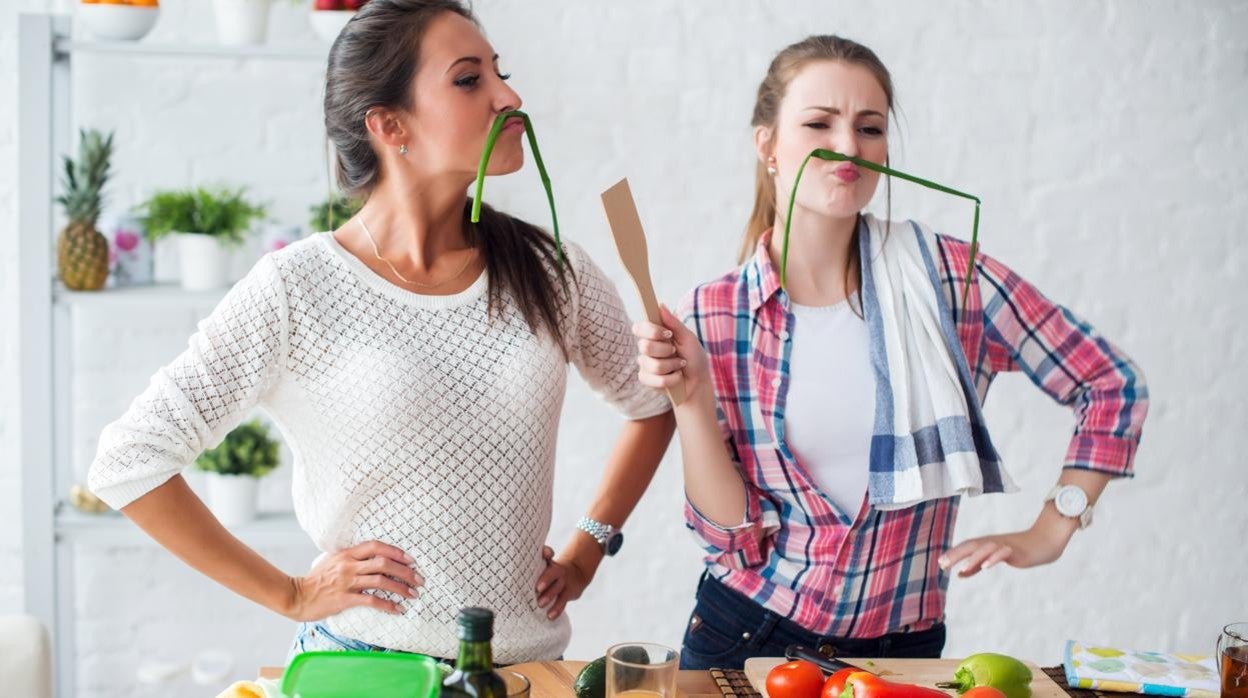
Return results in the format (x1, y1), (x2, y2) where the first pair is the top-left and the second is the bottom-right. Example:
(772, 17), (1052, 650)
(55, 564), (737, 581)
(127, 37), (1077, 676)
(470, 110), (563, 267)
(781, 148), (980, 303)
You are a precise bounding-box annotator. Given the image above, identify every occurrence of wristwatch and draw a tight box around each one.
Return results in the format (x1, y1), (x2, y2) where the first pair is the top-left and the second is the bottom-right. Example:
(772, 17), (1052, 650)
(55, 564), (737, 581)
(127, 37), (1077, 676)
(1045, 484), (1094, 529)
(576, 516), (624, 556)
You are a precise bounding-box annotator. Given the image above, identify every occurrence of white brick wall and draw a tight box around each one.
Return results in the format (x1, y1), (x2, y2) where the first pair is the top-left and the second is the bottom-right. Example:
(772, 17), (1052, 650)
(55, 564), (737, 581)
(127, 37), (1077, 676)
(2, 1), (1246, 696)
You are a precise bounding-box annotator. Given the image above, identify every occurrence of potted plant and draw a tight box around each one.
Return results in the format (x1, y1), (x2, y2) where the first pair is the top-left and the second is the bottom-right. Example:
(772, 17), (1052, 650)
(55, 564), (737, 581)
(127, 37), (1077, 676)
(310, 0), (368, 43)
(309, 191), (362, 232)
(56, 129), (115, 291)
(213, 0), (273, 46)
(139, 186), (266, 291)
(194, 419), (281, 527)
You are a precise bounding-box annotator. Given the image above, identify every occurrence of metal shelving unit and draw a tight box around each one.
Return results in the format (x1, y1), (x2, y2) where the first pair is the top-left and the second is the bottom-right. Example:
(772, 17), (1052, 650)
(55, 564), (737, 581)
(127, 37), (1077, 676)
(18, 15), (324, 696)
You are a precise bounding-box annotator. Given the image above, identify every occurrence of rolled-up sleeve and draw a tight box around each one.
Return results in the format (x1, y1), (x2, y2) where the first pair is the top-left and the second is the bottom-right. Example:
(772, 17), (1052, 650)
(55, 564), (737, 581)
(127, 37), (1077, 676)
(677, 288), (779, 568)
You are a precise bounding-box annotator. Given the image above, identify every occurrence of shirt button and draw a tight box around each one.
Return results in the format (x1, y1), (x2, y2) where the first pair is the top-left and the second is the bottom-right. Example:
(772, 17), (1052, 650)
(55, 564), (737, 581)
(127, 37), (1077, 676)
(771, 377), (782, 388)
(779, 330), (790, 340)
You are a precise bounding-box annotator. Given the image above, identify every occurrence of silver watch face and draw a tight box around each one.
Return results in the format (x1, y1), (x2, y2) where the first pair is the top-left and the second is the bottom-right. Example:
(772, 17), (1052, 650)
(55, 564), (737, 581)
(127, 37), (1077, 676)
(605, 531), (624, 556)
(1054, 486), (1089, 517)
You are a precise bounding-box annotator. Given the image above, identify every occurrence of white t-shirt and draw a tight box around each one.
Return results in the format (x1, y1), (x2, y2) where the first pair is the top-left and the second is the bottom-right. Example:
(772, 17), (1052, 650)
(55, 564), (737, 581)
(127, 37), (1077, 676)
(783, 296), (875, 518)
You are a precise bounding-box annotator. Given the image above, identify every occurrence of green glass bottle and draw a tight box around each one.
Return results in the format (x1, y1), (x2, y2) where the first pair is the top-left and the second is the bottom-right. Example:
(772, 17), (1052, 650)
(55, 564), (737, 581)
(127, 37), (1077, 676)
(441, 607), (507, 698)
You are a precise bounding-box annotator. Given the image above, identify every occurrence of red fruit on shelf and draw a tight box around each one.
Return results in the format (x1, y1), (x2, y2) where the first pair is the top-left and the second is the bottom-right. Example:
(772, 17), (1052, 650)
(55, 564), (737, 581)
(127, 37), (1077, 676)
(314, 0), (343, 10)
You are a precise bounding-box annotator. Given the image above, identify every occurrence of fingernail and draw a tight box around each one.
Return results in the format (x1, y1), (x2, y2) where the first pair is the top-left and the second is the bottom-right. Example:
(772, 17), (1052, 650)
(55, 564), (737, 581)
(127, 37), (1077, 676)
(938, 556), (949, 569)
(536, 582), (547, 593)
(664, 330), (673, 338)
(404, 553), (415, 563)
(680, 360), (687, 367)
(984, 560), (997, 569)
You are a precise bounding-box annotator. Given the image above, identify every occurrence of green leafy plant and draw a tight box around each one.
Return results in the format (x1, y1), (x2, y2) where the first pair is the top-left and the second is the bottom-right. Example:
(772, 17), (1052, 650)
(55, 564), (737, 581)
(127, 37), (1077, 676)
(139, 186), (267, 246)
(781, 149), (981, 302)
(309, 191), (362, 232)
(194, 419), (281, 478)
(470, 110), (563, 266)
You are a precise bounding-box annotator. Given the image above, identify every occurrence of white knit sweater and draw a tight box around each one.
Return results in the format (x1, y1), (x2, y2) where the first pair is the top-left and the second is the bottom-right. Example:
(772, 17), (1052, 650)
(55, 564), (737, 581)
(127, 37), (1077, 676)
(87, 232), (670, 662)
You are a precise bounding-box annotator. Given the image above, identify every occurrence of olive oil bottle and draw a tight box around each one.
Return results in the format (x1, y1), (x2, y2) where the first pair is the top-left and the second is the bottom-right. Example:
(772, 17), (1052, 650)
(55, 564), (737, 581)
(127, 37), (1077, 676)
(441, 607), (507, 698)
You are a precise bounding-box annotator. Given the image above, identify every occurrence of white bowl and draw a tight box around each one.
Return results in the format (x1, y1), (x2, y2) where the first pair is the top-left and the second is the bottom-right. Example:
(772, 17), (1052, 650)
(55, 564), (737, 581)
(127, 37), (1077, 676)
(309, 9), (355, 43)
(78, 4), (160, 42)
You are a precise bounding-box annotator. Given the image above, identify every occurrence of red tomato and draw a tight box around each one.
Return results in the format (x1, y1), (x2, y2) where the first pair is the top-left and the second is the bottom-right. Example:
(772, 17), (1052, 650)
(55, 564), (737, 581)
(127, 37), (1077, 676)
(766, 660), (826, 698)
(962, 689), (1007, 698)
(820, 668), (860, 698)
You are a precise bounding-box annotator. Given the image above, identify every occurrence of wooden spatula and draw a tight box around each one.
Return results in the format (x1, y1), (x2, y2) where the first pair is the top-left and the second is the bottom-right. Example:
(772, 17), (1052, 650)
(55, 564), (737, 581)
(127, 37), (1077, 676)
(600, 178), (687, 406)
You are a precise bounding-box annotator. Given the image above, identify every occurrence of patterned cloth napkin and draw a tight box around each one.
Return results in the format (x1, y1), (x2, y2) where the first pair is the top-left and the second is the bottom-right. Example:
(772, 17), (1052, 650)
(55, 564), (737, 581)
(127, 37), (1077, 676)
(1064, 640), (1220, 697)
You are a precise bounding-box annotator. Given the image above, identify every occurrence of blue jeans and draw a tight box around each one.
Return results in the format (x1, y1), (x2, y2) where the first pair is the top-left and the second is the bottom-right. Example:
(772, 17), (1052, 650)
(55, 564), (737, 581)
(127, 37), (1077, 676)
(287, 621), (406, 663)
(286, 621), (550, 667)
(679, 574), (946, 670)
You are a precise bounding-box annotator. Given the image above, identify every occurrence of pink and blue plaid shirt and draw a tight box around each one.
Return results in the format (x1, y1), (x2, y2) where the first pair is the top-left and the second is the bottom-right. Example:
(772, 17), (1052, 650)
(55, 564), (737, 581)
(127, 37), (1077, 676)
(677, 227), (1147, 639)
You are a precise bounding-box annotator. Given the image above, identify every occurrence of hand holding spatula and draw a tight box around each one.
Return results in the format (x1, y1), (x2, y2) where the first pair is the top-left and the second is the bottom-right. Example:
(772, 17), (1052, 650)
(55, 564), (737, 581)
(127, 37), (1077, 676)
(599, 178), (687, 407)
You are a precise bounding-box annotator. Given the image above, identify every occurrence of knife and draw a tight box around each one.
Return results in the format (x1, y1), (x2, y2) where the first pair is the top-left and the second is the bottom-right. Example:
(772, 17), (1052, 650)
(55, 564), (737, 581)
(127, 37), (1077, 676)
(784, 645), (876, 675)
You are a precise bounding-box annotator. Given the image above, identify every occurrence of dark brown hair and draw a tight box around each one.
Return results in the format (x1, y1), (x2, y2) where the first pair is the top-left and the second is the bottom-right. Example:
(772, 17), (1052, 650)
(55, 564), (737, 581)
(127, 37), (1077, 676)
(742, 35), (895, 307)
(324, 0), (572, 356)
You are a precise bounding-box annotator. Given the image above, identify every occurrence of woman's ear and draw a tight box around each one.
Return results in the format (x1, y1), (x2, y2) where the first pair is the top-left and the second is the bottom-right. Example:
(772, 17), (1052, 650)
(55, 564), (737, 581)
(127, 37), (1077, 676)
(753, 124), (774, 166)
(364, 107), (408, 150)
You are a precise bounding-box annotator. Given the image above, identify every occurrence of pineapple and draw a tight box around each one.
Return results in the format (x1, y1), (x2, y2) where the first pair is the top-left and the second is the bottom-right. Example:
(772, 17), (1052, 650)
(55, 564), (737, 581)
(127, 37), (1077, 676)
(56, 129), (114, 291)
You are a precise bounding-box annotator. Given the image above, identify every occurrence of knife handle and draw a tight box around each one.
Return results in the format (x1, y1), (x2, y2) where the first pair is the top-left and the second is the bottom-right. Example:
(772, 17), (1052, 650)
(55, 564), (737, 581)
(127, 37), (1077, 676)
(784, 645), (861, 675)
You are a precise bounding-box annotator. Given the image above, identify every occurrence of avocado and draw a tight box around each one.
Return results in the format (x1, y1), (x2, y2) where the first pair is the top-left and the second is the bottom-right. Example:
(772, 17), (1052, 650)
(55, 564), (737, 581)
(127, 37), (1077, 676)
(574, 657), (608, 698)
(574, 648), (651, 698)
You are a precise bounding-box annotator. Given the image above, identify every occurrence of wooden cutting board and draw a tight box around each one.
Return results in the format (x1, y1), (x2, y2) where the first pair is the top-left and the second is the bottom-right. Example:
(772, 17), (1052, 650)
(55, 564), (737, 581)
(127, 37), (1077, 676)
(743, 657), (1066, 698)
(507, 660), (720, 698)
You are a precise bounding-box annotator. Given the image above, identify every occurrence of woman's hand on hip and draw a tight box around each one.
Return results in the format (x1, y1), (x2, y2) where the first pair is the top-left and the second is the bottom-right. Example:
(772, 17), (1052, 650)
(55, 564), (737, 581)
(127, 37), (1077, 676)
(534, 545), (588, 621)
(285, 540), (424, 621)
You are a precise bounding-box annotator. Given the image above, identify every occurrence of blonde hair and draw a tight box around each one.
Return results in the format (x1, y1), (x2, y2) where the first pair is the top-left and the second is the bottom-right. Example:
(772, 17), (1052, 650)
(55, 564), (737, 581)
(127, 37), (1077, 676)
(740, 35), (896, 299)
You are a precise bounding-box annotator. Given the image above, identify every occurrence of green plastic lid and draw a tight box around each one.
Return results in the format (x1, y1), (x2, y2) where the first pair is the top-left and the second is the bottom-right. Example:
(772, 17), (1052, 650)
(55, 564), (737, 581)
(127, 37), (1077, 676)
(281, 651), (441, 698)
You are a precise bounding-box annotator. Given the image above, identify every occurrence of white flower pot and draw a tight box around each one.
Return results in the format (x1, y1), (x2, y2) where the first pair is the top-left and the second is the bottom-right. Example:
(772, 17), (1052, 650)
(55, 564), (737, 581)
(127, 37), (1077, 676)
(213, 0), (272, 46)
(205, 473), (259, 527)
(175, 233), (231, 291)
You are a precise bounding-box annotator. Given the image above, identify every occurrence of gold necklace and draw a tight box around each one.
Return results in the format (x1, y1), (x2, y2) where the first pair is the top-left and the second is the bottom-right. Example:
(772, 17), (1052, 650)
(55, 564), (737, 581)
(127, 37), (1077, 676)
(357, 218), (477, 290)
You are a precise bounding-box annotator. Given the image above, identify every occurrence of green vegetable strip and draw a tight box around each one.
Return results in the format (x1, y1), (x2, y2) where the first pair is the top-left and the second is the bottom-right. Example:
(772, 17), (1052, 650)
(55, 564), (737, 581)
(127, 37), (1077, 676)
(781, 148), (980, 303)
(471, 110), (563, 267)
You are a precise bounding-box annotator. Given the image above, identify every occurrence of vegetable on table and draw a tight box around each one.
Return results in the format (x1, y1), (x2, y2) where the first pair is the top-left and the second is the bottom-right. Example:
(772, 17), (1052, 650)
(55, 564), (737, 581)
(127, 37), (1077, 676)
(766, 660), (826, 698)
(936, 653), (1033, 698)
(838, 671), (951, 698)
(822, 668), (861, 698)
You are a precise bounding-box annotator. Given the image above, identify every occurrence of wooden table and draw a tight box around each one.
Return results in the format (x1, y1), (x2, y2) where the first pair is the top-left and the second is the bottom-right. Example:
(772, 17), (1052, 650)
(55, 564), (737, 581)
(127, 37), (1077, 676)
(259, 661), (1092, 698)
(260, 661), (718, 697)
(508, 660), (718, 698)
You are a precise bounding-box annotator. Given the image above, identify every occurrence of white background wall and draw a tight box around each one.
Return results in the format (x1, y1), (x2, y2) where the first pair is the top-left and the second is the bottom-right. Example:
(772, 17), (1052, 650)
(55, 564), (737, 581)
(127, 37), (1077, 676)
(2, 1), (1246, 696)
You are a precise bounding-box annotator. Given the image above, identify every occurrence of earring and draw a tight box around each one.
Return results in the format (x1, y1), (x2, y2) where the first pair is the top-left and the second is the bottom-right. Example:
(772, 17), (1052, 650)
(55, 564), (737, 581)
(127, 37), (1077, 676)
(767, 158), (777, 176)
(399, 144), (408, 155)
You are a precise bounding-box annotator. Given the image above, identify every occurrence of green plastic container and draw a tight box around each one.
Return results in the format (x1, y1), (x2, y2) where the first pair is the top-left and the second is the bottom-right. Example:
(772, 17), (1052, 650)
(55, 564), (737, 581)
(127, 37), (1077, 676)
(281, 651), (441, 698)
